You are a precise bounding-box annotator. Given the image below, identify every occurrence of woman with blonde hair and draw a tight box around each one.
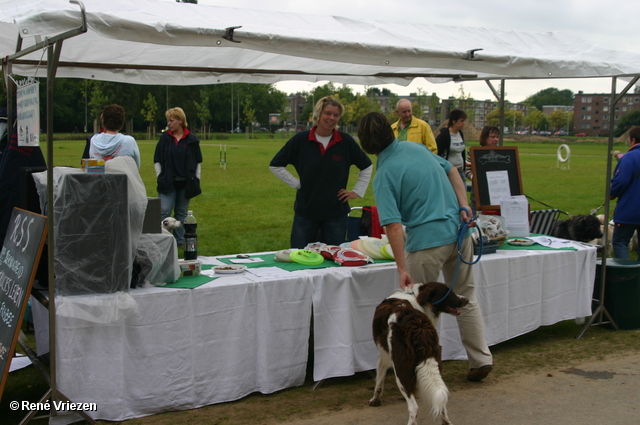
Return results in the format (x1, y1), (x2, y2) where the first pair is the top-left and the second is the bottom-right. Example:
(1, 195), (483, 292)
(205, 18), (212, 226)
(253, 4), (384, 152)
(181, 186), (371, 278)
(270, 96), (372, 248)
(154, 107), (203, 246)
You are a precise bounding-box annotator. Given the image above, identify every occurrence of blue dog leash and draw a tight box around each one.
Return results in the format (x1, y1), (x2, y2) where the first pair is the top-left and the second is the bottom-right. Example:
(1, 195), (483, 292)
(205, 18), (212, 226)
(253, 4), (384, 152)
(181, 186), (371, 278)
(432, 207), (483, 305)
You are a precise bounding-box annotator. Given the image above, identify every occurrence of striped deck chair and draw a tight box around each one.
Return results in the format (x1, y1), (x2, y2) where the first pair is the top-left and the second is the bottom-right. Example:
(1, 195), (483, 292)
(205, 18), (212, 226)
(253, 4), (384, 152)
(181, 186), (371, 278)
(530, 209), (561, 236)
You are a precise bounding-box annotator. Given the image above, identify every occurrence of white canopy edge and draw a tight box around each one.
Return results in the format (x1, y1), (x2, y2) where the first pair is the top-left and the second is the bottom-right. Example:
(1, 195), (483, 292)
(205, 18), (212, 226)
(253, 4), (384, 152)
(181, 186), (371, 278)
(1, 0), (640, 86)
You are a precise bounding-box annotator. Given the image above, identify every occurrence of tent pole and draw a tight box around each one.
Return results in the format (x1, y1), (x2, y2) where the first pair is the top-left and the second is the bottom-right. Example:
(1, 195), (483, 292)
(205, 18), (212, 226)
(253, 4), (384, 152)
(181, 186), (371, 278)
(4, 3), (97, 422)
(45, 41), (59, 421)
(578, 75), (639, 338)
(498, 80), (505, 146)
(3, 60), (13, 133)
(577, 77), (622, 338)
(485, 79), (506, 146)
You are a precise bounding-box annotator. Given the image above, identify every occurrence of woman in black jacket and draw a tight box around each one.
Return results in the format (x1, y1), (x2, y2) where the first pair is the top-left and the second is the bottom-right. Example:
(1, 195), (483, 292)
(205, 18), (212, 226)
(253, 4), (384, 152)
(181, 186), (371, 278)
(436, 109), (467, 183)
(153, 107), (203, 246)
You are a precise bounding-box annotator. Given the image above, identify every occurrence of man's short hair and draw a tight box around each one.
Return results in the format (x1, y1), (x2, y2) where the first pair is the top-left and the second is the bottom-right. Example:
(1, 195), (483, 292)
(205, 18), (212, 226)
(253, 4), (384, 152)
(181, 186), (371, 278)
(357, 112), (395, 155)
(395, 98), (411, 111)
(629, 126), (640, 143)
(312, 96), (344, 125)
(448, 109), (467, 126)
(100, 104), (125, 132)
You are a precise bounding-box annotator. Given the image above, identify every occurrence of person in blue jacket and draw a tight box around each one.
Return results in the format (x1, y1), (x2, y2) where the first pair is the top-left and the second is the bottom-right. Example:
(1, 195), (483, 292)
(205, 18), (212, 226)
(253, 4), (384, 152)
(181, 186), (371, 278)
(610, 126), (640, 259)
(270, 96), (372, 248)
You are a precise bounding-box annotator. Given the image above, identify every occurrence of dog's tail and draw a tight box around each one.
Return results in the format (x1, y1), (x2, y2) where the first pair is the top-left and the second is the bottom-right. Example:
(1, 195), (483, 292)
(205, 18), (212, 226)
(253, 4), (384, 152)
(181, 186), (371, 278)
(415, 357), (450, 422)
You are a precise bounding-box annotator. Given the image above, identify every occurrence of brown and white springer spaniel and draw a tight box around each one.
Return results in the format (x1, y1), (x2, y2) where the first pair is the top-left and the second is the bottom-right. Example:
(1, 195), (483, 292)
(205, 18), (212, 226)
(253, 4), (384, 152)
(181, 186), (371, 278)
(370, 282), (468, 425)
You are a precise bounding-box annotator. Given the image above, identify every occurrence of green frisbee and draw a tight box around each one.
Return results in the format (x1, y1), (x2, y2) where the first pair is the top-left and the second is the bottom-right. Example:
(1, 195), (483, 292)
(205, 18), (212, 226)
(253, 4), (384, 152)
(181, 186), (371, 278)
(289, 249), (324, 265)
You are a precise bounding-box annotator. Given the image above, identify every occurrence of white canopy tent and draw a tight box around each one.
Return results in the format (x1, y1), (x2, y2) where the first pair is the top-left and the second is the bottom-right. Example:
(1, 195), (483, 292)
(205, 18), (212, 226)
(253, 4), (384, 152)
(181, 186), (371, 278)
(2, 0), (640, 86)
(1, 0), (638, 422)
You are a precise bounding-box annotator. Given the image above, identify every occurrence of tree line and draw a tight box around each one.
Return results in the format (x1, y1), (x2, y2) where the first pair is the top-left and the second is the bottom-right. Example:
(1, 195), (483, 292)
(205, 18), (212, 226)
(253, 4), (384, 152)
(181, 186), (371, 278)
(1, 77), (289, 134)
(0, 78), (392, 135)
(3, 77), (638, 137)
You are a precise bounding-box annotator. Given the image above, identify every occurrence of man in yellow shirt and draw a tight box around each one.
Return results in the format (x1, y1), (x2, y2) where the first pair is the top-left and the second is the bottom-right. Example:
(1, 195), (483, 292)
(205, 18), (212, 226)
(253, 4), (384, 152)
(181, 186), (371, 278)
(390, 98), (437, 153)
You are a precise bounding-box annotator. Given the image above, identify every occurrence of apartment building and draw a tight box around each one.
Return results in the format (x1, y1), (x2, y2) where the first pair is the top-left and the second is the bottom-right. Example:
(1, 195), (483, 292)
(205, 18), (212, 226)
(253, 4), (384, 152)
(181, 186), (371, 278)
(285, 92), (530, 129)
(542, 105), (573, 115)
(573, 90), (640, 136)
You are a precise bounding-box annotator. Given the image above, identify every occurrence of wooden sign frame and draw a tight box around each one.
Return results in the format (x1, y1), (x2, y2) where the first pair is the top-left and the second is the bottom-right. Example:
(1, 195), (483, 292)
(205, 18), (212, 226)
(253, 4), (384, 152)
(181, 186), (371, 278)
(469, 146), (524, 213)
(0, 208), (47, 400)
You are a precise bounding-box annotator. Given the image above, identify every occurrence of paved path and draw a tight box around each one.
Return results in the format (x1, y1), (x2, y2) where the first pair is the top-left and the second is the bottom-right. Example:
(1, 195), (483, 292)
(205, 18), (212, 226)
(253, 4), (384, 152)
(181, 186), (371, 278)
(279, 353), (640, 425)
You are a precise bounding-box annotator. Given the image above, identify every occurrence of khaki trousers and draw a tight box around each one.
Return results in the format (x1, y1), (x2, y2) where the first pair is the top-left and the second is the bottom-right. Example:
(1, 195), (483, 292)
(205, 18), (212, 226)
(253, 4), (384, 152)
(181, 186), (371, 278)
(405, 237), (493, 369)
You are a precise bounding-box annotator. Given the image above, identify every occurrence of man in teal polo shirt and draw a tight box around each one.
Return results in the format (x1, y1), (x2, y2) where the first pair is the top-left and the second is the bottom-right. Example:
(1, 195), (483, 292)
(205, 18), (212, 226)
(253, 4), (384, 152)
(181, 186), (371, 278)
(357, 112), (493, 382)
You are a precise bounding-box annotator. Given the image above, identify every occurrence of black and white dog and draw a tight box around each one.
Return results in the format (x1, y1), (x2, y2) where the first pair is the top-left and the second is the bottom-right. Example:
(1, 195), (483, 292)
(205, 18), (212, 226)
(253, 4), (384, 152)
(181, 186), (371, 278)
(161, 217), (182, 233)
(370, 282), (469, 425)
(552, 214), (603, 243)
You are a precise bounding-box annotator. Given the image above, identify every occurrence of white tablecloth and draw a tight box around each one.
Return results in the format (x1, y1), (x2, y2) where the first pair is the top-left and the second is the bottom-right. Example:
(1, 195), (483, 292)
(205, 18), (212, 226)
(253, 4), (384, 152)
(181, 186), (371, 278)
(309, 245), (597, 381)
(52, 271), (313, 421)
(36, 245), (596, 421)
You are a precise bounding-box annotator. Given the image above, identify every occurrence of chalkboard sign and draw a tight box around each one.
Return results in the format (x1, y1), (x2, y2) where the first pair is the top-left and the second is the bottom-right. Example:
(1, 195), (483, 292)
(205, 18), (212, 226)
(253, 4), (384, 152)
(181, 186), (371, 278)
(469, 146), (523, 212)
(0, 208), (47, 399)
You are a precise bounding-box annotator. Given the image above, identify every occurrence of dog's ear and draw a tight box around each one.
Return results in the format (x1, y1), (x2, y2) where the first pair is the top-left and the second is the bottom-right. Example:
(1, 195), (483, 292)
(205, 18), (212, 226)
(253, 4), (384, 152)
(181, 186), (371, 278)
(415, 283), (434, 305)
(416, 282), (446, 305)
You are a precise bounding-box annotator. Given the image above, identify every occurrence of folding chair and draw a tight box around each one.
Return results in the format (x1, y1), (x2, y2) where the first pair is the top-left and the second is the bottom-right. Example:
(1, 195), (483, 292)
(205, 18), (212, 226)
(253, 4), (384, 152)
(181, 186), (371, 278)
(529, 209), (561, 236)
(346, 206), (383, 242)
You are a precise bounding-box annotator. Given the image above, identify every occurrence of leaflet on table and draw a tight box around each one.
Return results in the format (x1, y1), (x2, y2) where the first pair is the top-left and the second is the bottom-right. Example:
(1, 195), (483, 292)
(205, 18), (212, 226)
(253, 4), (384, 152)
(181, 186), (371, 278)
(527, 236), (584, 249)
(246, 267), (292, 279)
(229, 258), (265, 264)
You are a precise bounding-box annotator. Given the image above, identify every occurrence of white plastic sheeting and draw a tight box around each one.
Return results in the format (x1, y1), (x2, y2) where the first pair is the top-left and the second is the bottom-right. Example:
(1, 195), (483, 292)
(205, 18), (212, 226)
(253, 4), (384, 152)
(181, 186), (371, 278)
(32, 167), (134, 295)
(105, 156), (147, 262)
(1, 0), (639, 86)
(56, 291), (138, 323)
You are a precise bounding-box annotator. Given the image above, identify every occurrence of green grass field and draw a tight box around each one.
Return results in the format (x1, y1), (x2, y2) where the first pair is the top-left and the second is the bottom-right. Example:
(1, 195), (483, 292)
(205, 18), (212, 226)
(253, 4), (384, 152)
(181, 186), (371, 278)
(42, 133), (624, 256)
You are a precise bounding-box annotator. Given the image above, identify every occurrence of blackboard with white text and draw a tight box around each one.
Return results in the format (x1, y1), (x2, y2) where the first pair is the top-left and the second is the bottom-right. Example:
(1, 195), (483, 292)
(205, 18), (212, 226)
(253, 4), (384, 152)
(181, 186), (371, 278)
(469, 146), (523, 212)
(0, 208), (47, 399)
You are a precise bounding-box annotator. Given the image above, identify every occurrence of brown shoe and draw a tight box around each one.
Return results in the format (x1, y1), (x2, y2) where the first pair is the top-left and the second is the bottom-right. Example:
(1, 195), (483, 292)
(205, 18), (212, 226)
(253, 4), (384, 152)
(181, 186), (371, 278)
(467, 365), (492, 381)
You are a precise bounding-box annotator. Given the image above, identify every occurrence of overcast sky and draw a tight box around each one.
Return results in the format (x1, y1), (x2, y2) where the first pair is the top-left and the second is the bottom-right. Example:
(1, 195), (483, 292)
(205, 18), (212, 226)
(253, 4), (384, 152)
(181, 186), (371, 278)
(189, 0), (639, 103)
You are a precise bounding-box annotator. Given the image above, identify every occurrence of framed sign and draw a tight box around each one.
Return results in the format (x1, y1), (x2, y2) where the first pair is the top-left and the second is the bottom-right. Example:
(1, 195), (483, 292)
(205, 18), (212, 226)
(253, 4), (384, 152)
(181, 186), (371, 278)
(269, 113), (280, 124)
(0, 208), (47, 399)
(469, 146), (523, 212)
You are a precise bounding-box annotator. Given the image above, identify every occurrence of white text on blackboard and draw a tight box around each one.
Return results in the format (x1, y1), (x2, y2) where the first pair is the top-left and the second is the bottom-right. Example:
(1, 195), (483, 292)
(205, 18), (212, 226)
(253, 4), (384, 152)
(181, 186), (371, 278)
(0, 247), (25, 278)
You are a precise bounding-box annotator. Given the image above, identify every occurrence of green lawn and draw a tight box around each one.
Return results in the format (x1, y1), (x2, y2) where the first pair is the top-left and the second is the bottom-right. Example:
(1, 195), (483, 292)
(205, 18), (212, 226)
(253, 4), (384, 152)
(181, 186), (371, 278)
(41, 134), (625, 256)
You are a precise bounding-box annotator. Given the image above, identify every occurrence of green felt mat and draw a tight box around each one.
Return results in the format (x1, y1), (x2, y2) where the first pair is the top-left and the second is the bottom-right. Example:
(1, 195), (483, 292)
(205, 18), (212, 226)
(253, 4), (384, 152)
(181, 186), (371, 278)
(160, 265), (216, 289)
(498, 236), (577, 251)
(217, 253), (395, 271)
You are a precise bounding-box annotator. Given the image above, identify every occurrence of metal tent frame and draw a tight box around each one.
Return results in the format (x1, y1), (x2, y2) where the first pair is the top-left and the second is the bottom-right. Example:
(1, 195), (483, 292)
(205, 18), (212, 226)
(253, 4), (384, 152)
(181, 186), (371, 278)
(3, 2), (94, 423)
